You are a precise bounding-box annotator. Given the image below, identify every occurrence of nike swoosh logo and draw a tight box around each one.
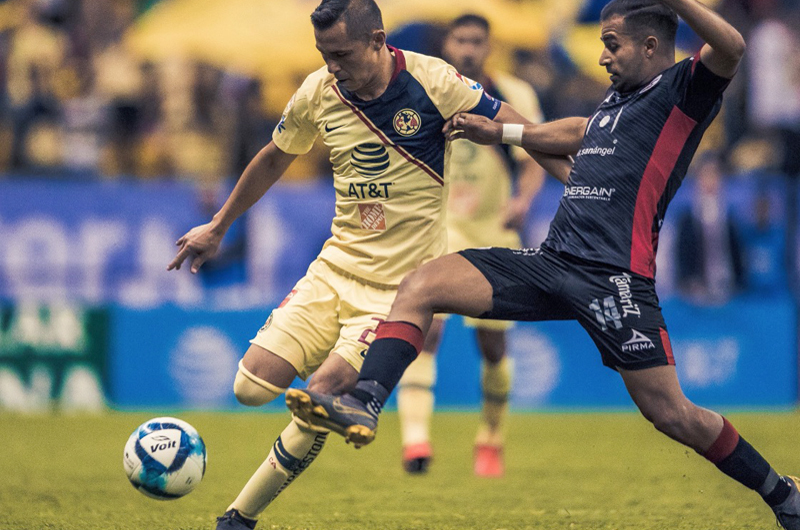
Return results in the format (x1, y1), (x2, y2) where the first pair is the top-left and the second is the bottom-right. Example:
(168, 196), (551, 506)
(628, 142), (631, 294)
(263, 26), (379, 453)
(325, 123), (344, 132)
(332, 398), (374, 419)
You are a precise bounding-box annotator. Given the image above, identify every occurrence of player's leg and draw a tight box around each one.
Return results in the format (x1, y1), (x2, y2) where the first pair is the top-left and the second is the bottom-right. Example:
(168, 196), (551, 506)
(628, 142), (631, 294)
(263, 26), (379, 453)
(288, 247), (573, 446)
(288, 252), (493, 444)
(397, 317), (443, 473)
(218, 261), (342, 529)
(472, 323), (512, 477)
(620, 365), (800, 529)
(572, 263), (800, 530)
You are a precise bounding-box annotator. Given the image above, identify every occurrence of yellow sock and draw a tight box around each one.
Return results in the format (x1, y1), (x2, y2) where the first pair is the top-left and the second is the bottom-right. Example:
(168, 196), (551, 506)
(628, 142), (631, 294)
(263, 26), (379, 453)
(228, 419), (327, 519)
(397, 351), (436, 447)
(476, 356), (512, 447)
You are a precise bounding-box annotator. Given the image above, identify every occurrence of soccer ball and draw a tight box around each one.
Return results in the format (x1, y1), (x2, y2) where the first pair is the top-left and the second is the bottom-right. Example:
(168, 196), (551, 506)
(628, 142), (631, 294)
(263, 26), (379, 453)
(123, 417), (207, 500)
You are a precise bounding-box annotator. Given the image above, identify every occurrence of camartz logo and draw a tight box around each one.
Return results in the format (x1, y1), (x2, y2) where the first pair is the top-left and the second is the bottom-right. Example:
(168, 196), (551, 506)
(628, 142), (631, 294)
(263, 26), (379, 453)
(393, 109), (421, 137)
(622, 329), (655, 352)
(609, 273), (640, 318)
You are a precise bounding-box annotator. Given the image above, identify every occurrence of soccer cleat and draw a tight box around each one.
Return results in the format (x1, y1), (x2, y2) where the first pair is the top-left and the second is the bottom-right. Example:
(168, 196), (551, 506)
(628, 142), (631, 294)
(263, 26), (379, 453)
(474, 444), (504, 477)
(215, 509), (257, 530)
(402, 442), (433, 474)
(285, 389), (377, 448)
(774, 476), (800, 530)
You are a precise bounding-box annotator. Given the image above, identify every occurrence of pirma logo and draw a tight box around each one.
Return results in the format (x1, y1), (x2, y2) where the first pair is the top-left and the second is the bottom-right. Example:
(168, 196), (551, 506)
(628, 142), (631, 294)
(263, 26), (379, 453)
(622, 329), (655, 352)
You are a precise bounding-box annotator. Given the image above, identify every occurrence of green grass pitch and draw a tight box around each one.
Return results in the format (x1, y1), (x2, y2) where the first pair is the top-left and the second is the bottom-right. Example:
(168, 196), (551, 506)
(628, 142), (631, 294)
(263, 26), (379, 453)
(2, 410), (799, 530)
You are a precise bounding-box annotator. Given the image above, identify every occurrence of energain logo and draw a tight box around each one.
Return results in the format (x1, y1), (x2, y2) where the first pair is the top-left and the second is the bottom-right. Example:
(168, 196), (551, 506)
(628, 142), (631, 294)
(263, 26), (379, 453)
(351, 143), (390, 176)
(393, 109), (421, 137)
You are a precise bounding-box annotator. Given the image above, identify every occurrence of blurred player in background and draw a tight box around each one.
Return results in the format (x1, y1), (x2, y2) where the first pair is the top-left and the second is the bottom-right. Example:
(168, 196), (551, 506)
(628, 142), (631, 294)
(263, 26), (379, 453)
(397, 14), (546, 477)
(168, 0), (570, 528)
(289, 1), (800, 528)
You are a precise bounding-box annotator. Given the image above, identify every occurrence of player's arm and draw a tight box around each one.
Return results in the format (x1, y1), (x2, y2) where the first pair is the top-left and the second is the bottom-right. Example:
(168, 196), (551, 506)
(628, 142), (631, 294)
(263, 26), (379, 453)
(167, 142), (296, 273)
(659, 0), (745, 79)
(491, 103), (574, 184)
(445, 109), (588, 156)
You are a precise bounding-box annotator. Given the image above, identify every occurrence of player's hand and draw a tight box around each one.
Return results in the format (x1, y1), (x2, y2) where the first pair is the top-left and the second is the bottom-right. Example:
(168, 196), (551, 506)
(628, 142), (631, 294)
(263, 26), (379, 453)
(167, 222), (224, 274)
(503, 196), (529, 230)
(443, 113), (503, 145)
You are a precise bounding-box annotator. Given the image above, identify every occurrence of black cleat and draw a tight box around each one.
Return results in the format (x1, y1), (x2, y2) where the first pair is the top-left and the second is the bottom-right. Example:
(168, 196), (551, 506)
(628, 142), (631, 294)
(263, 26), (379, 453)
(215, 509), (257, 530)
(774, 476), (800, 530)
(286, 389), (377, 448)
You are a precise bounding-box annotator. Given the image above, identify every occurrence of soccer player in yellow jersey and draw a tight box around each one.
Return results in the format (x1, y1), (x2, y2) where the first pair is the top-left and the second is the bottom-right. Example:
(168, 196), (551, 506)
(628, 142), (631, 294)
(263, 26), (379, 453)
(397, 14), (546, 478)
(168, 1), (569, 528)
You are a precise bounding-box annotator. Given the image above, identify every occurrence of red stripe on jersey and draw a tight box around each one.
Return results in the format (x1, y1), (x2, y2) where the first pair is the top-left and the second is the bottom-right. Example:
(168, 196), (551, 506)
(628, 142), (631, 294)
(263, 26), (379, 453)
(330, 84), (444, 186)
(630, 106), (697, 277)
(375, 321), (424, 354)
(691, 50), (701, 74)
(387, 45), (406, 83)
(659, 328), (675, 365)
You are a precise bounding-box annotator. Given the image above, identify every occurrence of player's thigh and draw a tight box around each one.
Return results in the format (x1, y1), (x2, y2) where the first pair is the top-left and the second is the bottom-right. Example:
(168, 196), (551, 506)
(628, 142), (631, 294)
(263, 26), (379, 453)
(329, 278), (396, 377)
(249, 259), (342, 381)
(240, 343), (299, 388)
(394, 253), (493, 317)
(458, 247), (575, 322)
(473, 326), (508, 364)
(569, 266), (675, 371)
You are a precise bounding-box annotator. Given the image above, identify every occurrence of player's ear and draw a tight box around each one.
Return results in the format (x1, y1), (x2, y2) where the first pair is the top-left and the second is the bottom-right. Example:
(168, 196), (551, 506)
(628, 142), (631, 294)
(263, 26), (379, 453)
(371, 29), (386, 50)
(644, 35), (659, 58)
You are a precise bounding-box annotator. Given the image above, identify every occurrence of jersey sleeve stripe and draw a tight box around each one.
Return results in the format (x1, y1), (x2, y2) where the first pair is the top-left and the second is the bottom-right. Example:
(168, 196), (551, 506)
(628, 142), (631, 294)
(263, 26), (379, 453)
(629, 106), (697, 278)
(331, 84), (444, 186)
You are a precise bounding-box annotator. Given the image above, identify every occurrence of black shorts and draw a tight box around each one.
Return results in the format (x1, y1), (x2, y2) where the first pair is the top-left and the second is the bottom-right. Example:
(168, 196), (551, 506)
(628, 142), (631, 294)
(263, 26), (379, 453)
(459, 247), (675, 371)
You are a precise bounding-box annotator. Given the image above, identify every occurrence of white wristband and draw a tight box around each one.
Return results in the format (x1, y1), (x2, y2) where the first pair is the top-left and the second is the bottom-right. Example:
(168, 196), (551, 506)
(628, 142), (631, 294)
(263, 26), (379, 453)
(501, 123), (524, 146)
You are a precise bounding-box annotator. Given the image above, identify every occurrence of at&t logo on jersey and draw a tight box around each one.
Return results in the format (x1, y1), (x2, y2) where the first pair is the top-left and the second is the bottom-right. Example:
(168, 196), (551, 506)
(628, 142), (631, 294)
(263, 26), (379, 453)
(563, 186), (616, 201)
(393, 109), (421, 137)
(351, 143), (389, 176)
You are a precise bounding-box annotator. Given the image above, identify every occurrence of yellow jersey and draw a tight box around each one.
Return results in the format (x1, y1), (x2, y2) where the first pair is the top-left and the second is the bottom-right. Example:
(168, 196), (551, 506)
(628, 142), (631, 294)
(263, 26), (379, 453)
(446, 71), (544, 252)
(272, 46), (501, 287)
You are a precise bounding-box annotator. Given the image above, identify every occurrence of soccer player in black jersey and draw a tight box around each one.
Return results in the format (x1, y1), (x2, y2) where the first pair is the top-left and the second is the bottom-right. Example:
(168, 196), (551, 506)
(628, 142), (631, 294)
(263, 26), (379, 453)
(287, 0), (800, 528)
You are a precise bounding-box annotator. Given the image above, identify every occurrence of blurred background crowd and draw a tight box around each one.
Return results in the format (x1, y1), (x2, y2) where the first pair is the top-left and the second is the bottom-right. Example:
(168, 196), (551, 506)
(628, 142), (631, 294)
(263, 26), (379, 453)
(2, 0), (798, 182)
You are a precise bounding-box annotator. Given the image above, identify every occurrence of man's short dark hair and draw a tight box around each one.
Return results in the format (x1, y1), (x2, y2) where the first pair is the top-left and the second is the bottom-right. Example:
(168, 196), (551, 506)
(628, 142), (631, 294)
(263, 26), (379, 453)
(600, 0), (678, 48)
(310, 0), (384, 40)
(448, 14), (491, 35)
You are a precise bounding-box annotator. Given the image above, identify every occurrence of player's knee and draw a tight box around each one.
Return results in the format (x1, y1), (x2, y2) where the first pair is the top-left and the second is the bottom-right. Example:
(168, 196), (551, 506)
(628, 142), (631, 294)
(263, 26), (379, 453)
(307, 368), (356, 395)
(233, 367), (286, 407)
(644, 405), (690, 437)
(396, 268), (436, 309)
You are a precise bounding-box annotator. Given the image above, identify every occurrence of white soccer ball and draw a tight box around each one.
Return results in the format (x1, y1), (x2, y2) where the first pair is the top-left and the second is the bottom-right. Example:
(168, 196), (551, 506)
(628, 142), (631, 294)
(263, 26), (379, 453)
(123, 417), (207, 500)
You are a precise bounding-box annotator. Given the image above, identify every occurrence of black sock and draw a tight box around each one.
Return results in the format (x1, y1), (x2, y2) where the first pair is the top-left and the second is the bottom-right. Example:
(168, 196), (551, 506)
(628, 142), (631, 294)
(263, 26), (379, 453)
(351, 321), (423, 406)
(704, 418), (791, 507)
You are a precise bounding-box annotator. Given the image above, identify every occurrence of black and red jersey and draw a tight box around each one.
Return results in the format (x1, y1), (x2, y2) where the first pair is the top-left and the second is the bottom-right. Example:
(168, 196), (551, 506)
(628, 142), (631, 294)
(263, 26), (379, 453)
(542, 54), (731, 279)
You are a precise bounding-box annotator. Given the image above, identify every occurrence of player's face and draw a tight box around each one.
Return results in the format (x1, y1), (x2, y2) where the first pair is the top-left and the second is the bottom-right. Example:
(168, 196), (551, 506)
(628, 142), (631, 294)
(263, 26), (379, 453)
(315, 20), (384, 92)
(442, 23), (490, 80)
(599, 15), (650, 93)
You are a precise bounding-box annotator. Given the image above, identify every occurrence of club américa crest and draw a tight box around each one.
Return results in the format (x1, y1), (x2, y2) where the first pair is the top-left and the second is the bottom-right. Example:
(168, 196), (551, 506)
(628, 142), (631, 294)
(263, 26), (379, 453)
(393, 108), (421, 137)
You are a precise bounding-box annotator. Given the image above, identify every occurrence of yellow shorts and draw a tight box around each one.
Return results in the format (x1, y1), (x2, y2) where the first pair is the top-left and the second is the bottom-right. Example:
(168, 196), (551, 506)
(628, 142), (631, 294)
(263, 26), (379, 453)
(250, 259), (397, 380)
